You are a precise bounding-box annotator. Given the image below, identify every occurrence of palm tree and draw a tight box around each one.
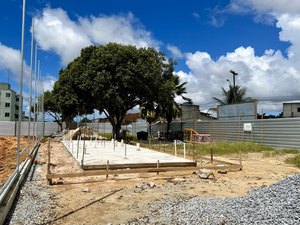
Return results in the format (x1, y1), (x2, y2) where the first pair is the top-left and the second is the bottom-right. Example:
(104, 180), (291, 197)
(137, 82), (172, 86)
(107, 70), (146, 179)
(213, 84), (253, 105)
(160, 74), (190, 133)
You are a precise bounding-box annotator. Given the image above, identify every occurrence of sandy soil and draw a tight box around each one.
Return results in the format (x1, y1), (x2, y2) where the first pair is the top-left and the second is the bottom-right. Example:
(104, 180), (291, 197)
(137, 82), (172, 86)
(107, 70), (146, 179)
(32, 140), (300, 225)
(0, 136), (31, 185)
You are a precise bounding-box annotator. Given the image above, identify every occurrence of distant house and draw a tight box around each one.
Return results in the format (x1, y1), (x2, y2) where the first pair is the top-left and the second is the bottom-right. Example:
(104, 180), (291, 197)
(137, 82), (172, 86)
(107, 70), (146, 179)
(0, 83), (21, 121)
(283, 102), (300, 118)
(92, 113), (141, 123)
(178, 102), (215, 121)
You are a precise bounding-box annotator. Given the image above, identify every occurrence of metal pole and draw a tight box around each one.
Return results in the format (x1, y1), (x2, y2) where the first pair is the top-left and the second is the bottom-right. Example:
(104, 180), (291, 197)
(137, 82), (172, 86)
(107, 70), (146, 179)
(28, 17), (34, 154)
(37, 60), (40, 140)
(42, 77), (45, 137)
(16, 0), (26, 173)
(33, 43), (38, 144)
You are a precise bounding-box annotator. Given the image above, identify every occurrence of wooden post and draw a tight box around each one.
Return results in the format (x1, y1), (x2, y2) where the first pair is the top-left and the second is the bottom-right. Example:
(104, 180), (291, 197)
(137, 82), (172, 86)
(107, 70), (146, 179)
(183, 142), (186, 159)
(47, 140), (52, 185)
(71, 137), (74, 153)
(106, 160), (109, 180)
(159, 141), (161, 151)
(210, 148), (214, 164)
(157, 160), (159, 175)
(81, 141), (85, 167)
(76, 135), (80, 159)
(239, 151), (242, 167)
(174, 140), (177, 156)
(200, 154), (202, 167)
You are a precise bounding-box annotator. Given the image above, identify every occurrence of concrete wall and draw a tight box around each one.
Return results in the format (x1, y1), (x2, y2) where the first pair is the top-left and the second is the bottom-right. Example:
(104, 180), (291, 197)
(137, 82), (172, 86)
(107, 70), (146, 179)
(0, 121), (62, 136)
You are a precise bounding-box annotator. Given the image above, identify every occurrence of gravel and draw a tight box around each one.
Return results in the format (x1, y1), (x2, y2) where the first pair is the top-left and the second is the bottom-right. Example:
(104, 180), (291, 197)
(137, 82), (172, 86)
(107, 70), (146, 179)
(129, 174), (300, 225)
(5, 165), (57, 225)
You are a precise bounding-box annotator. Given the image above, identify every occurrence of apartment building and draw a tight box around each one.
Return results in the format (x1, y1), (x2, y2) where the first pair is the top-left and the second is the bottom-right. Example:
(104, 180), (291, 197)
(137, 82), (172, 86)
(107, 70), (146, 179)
(0, 83), (21, 121)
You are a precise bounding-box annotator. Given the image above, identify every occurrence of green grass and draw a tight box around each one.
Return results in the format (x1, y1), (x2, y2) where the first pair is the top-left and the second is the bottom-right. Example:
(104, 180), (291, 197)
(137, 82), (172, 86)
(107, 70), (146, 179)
(179, 141), (274, 156)
(285, 154), (300, 168)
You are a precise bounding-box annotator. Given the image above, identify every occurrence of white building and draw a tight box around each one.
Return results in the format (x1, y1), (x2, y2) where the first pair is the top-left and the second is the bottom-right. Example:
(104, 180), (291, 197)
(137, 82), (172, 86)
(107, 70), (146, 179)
(0, 83), (21, 121)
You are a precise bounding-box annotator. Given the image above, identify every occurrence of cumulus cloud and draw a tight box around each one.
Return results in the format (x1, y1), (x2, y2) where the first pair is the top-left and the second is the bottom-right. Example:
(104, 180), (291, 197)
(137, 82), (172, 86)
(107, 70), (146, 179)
(34, 8), (159, 65)
(230, 0), (300, 16)
(177, 46), (300, 112)
(175, 0), (300, 113)
(0, 43), (31, 87)
(167, 44), (184, 59)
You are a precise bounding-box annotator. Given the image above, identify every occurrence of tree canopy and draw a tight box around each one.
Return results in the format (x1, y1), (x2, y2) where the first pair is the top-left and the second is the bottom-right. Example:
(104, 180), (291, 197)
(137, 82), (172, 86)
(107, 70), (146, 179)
(49, 43), (188, 139)
(213, 83), (253, 105)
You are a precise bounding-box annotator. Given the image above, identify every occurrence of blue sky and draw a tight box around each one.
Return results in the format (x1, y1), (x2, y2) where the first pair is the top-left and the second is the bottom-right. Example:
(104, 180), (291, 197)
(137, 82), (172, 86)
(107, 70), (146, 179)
(1, 0), (300, 115)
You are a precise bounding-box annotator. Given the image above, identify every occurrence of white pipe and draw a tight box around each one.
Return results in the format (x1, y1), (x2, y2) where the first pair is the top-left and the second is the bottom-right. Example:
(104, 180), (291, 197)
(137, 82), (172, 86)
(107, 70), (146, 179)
(28, 17), (34, 155)
(16, 0), (26, 173)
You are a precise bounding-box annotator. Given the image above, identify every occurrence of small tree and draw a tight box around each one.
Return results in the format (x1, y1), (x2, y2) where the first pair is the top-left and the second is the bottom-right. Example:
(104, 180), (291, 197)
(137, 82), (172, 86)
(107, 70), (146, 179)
(213, 84), (253, 105)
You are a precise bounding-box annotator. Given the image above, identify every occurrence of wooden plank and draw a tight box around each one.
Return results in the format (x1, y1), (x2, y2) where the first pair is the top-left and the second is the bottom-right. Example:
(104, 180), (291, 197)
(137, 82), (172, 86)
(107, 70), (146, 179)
(82, 161), (197, 170)
(46, 164), (242, 180)
(200, 157), (237, 166)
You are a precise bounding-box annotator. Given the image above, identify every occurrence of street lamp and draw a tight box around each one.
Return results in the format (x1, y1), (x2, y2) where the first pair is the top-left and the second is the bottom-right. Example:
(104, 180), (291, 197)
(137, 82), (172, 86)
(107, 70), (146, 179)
(229, 70), (238, 103)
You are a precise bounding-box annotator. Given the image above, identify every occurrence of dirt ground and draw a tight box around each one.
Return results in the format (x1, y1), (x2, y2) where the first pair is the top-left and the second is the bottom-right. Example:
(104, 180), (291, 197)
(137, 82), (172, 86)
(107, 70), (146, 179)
(31, 140), (300, 225)
(0, 136), (31, 185)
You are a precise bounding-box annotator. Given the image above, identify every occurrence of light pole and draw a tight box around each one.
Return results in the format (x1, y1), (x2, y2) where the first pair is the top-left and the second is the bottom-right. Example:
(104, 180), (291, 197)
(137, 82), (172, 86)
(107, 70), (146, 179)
(230, 70), (238, 103)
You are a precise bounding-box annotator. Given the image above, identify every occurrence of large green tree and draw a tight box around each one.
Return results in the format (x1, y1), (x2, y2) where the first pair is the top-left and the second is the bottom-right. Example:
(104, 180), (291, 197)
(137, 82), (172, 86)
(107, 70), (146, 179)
(43, 90), (63, 131)
(52, 43), (189, 138)
(53, 46), (97, 128)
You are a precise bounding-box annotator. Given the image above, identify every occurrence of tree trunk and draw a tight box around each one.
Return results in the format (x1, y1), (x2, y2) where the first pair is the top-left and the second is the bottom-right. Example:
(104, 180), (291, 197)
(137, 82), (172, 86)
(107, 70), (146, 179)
(58, 122), (63, 131)
(149, 122), (152, 138)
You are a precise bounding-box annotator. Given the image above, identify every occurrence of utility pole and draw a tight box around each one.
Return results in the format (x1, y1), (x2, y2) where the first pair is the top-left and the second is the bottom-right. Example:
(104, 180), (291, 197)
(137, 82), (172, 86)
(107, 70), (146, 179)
(230, 70), (238, 103)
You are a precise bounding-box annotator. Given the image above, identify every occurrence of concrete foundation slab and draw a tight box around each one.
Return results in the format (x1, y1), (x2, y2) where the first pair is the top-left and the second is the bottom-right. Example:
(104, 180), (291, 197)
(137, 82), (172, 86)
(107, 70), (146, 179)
(62, 140), (193, 166)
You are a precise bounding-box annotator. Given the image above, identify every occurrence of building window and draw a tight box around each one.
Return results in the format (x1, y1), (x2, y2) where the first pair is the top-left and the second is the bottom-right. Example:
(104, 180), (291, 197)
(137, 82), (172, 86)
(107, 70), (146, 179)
(15, 114), (19, 119)
(5, 103), (10, 107)
(5, 113), (10, 117)
(16, 105), (19, 110)
(16, 97), (19, 102)
(298, 108), (300, 112)
(6, 93), (10, 97)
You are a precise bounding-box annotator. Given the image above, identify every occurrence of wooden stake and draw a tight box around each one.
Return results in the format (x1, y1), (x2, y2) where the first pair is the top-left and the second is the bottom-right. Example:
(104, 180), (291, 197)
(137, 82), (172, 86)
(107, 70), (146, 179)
(47, 140), (52, 185)
(239, 151), (242, 167)
(106, 160), (109, 180)
(157, 160), (159, 175)
(174, 140), (177, 156)
(210, 148), (214, 164)
(183, 142), (186, 159)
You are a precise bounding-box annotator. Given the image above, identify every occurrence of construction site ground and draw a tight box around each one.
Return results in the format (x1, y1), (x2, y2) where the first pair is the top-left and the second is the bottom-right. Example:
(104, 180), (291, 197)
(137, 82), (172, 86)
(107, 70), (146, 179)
(0, 136), (30, 186)
(3, 138), (300, 224)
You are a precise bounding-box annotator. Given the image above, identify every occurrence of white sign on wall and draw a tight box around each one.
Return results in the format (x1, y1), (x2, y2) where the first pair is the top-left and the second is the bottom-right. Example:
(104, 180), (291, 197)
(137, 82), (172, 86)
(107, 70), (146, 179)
(243, 123), (252, 132)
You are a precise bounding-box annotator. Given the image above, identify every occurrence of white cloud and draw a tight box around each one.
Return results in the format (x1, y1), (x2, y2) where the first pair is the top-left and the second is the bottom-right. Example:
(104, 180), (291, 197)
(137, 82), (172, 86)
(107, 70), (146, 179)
(167, 44), (184, 59)
(177, 46), (300, 113)
(0, 43), (31, 87)
(34, 8), (159, 65)
(230, 0), (300, 16)
(175, 0), (300, 113)
(43, 74), (57, 91)
(34, 8), (92, 65)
